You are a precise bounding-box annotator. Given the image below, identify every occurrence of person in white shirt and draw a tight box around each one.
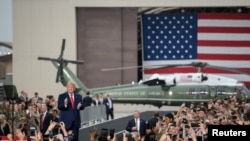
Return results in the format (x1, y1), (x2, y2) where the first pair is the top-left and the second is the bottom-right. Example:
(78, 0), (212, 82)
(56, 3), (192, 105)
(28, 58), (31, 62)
(104, 94), (114, 120)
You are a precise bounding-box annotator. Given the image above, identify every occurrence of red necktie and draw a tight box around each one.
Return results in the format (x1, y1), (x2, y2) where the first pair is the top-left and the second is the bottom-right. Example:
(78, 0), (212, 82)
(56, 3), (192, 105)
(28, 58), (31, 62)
(70, 94), (74, 108)
(41, 113), (44, 129)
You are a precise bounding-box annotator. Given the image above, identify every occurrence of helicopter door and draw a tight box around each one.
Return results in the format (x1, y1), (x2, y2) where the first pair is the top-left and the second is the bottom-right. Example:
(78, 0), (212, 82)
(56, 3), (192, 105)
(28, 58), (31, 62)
(198, 86), (209, 100)
(209, 87), (216, 98)
(188, 87), (197, 99)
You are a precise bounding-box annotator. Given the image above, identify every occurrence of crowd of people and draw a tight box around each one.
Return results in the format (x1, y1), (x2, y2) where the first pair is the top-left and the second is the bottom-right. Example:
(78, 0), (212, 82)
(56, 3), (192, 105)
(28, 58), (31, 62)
(88, 96), (250, 141)
(0, 81), (114, 141)
(0, 81), (250, 141)
(122, 95), (250, 141)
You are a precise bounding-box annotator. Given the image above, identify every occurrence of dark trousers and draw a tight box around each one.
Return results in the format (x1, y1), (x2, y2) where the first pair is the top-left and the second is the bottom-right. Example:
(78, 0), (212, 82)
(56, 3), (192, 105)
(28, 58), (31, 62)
(68, 121), (80, 141)
(106, 108), (114, 120)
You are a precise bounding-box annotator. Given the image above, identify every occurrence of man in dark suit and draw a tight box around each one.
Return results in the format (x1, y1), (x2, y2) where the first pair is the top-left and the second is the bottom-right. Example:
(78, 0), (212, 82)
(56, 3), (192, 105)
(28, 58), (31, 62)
(82, 91), (92, 108)
(58, 82), (84, 141)
(126, 110), (147, 139)
(40, 104), (53, 141)
(104, 94), (114, 120)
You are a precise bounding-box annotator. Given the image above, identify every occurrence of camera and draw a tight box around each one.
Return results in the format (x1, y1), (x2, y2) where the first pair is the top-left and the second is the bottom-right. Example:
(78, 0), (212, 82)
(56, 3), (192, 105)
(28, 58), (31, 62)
(191, 122), (200, 127)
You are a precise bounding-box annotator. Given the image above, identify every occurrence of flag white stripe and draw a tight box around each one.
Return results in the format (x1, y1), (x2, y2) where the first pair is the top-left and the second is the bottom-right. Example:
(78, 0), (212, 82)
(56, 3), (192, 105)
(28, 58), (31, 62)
(198, 47), (250, 55)
(143, 60), (250, 68)
(198, 33), (250, 41)
(198, 20), (250, 27)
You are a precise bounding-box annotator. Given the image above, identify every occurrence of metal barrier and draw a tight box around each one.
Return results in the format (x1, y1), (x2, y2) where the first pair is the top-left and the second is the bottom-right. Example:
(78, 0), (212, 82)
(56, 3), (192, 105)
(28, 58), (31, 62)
(80, 105), (106, 126)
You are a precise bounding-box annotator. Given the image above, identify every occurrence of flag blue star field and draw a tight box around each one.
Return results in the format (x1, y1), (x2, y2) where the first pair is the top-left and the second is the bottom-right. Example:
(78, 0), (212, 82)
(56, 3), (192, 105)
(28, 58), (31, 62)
(141, 13), (250, 87)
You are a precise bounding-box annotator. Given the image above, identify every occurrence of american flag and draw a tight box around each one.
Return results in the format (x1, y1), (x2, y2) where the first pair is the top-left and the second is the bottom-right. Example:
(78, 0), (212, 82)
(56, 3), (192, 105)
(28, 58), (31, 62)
(141, 13), (250, 87)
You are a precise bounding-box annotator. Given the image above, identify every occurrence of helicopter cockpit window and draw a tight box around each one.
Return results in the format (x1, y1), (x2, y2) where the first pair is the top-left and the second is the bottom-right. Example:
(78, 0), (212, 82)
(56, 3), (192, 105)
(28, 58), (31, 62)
(199, 87), (208, 95)
(236, 86), (250, 96)
(188, 87), (196, 95)
(216, 87), (226, 95)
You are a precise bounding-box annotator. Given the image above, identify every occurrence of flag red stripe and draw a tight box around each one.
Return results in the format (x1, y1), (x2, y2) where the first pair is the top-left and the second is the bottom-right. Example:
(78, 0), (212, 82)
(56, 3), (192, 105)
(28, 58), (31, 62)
(241, 81), (250, 88)
(198, 54), (250, 60)
(198, 27), (250, 33)
(198, 13), (250, 20)
(144, 67), (250, 74)
(198, 40), (250, 47)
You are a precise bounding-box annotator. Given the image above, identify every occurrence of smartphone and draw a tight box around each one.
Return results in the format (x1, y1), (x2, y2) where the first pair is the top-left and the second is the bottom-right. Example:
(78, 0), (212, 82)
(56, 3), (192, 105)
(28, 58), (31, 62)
(178, 129), (183, 137)
(109, 129), (115, 139)
(30, 127), (36, 137)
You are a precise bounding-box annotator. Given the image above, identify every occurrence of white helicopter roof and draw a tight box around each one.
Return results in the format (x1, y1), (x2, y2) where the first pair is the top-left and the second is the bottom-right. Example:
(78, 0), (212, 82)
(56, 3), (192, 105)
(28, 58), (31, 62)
(145, 73), (243, 86)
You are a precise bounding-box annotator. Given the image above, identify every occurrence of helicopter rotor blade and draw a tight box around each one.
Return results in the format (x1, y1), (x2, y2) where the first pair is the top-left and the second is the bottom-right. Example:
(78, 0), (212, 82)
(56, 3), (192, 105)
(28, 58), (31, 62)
(59, 39), (66, 58)
(56, 61), (64, 83)
(37, 57), (58, 62)
(37, 38), (84, 83)
(64, 59), (85, 64)
(56, 67), (60, 83)
(101, 64), (189, 72)
(206, 64), (250, 75)
(101, 66), (143, 71)
(101, 61), (250, 75)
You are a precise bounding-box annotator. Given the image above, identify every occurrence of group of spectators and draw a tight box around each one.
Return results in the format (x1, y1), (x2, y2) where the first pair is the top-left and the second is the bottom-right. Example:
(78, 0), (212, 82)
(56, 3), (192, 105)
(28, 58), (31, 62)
(83, 92), (114, 120)
(0, 82), (115, 141)
(89, 95), (250, 141)
(0, 89), (61, 141)
(1, 82), (250, 141)
(123, 95), (250, 141)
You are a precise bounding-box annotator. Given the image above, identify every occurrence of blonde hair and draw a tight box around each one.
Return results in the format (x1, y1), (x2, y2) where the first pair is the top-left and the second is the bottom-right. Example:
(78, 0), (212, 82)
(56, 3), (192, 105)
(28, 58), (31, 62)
(67, 81), (76, 88)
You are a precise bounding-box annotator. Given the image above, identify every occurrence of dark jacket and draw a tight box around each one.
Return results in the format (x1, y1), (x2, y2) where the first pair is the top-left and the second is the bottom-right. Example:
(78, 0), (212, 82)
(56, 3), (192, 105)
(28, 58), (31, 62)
(126, 118), (147, 137)
(0, 123), (10, 136)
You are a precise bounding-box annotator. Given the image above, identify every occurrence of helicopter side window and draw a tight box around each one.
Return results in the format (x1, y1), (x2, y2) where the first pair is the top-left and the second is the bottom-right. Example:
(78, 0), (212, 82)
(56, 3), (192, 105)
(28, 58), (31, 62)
(188, 87), (196, 95)
(199, 87), (208, 95)
(216, 87), (226, 95)
(236, 86), (247, 95)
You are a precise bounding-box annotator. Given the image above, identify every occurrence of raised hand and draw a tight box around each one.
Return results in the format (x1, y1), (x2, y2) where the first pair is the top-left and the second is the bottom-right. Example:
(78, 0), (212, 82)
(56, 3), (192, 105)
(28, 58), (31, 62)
(64, 97), (68, 105)
(77, 102), (82, 110)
